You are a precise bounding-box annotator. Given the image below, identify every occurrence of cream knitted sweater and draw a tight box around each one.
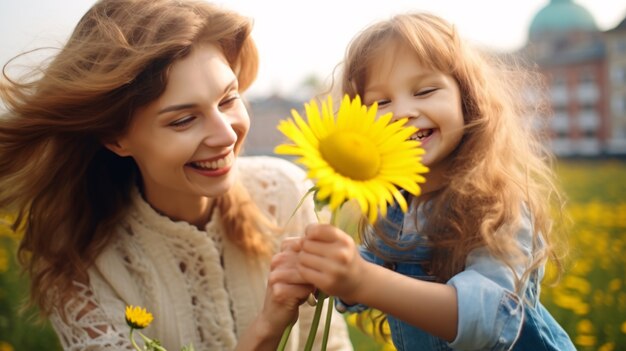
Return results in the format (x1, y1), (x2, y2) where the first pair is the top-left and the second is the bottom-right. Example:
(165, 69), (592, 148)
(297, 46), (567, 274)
(49, 156), (352, 351)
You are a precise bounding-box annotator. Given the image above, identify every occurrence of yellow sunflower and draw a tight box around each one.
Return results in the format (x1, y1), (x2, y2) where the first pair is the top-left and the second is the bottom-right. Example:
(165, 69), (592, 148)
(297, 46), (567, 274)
(275, 94), (428, 223)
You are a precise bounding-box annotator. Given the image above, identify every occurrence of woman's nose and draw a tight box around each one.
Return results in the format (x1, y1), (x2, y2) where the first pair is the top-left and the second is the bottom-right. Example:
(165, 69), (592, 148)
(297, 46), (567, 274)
(202, 110), (238, 147)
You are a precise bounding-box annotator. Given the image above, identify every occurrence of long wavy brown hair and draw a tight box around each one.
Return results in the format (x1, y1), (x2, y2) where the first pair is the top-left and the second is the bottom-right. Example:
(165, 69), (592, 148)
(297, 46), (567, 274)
(341, 13), (565, 290)
(0, 0), (273, 314)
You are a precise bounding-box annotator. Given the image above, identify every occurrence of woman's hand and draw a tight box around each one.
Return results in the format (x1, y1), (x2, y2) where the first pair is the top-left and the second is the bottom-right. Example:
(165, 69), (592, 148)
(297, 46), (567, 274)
(296, 223), (365, 303)
(238, 238), (315, 350)
(263, 238), (315, 328)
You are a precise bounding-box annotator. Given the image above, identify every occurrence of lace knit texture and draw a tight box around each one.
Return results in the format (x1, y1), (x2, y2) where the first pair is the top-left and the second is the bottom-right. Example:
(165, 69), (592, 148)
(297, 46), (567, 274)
(49, 156), (353, 351)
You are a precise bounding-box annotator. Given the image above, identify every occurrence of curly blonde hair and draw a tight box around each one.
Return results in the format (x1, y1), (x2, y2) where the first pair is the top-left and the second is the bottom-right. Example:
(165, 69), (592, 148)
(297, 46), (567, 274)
(342, 13), (565, 289)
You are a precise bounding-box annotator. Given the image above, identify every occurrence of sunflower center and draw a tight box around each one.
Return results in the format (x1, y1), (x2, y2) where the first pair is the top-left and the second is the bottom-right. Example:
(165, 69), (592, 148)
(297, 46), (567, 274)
(319, 131), (381, 180)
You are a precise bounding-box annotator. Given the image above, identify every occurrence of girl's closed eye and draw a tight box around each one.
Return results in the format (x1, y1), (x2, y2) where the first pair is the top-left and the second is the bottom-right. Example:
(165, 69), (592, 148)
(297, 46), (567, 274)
(363, 94), (390, 108)
(374, 98), (391, 108)
(376, 99), (391, 107)
(414, 87), (438, 97)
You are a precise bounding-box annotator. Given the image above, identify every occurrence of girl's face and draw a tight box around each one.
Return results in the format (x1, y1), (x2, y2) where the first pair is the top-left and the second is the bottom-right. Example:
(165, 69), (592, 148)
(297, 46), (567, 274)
(362, 44), (464, 179)
(108, 44), (249, 215)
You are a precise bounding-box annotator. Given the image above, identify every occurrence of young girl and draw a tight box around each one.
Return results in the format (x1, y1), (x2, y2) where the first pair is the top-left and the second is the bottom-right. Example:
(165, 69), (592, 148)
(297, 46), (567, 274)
(292, 12), (575, 351)
(0, 0), (352, 350)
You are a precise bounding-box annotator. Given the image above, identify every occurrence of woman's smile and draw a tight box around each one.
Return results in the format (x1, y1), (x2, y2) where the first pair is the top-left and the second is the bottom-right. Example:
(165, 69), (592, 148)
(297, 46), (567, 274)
(186, 151), (235, 177)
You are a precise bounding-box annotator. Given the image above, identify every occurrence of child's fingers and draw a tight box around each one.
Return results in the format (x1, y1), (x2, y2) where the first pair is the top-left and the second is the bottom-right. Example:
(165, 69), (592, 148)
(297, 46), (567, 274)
(297, 249), (363, 299)
(297, 250), (329, 273)
(299, 269), (327, 292)
(304, 223), (336, 241)
(297, 261), (336, 294)
(299, 238), (331, 256)
(297, 249), (353, 282)
(302, 228), (355, 260)
(304, 223), (352, 243)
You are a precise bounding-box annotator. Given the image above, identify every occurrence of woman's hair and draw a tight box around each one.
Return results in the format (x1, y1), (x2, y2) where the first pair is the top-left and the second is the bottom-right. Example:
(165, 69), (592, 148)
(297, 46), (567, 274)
(0, 0), (271, 314)
(342, 13), (565, 288)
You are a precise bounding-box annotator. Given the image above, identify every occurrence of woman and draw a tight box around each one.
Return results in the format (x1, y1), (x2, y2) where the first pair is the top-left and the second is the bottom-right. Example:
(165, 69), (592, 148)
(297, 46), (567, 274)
(0, 0), (351, 350)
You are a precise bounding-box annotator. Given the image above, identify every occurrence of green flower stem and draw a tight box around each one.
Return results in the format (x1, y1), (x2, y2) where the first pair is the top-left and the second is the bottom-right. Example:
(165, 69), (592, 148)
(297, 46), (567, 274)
(303, 291), (328, 351)
(277, 322), (294, 351)
(320, 296), (335, 351)
(277, 199), (343, 351)
(138, 331), (168, 351)
(129, 329), (142, 351)
(308, 208), (339, 351)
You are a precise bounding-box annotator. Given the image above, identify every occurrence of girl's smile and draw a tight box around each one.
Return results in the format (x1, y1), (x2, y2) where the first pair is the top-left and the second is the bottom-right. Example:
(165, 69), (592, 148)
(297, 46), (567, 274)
(409, 128), (436, 147)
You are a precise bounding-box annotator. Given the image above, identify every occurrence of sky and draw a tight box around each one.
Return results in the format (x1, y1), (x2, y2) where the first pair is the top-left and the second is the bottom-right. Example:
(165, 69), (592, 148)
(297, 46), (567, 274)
(1, 0), (625, 99)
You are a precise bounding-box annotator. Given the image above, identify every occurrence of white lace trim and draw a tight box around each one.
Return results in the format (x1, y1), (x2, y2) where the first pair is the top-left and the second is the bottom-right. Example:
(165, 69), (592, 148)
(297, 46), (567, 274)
(50, 282), (134, 350)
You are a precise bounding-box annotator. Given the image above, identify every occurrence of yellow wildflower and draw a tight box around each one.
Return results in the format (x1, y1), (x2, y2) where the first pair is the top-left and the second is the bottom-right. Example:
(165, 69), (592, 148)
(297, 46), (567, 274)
(598, 342), (615, 351)
(574, 334), (596, 347)
(125, 305), (153, 330)
(576, 319), (593, 334)
(0, 248), (8, 273)
(608, 278), (621, 292)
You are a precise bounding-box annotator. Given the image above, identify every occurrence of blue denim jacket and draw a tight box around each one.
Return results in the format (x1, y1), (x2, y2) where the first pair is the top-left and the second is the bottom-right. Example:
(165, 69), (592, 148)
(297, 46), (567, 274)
(336, 200), (575, 351)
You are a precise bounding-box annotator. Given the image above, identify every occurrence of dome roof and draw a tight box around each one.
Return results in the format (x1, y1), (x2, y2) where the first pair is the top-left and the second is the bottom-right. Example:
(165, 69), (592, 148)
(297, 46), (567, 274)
(529, 0), (598, 39)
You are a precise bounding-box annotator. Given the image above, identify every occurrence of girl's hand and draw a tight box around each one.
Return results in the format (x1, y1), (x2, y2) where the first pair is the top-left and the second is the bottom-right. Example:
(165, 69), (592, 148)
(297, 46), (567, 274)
(297, 223), (364, 302)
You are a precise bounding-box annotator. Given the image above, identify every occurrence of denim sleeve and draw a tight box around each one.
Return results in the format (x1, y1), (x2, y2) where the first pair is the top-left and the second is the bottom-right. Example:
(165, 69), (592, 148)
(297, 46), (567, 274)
(447, 214), (534, 350)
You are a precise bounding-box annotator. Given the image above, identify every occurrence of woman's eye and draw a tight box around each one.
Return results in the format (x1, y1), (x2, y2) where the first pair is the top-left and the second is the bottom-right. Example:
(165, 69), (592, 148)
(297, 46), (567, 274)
(414, 88), (438, 97)
(219, 94), (240, 108)
(169, 115), (196, 128)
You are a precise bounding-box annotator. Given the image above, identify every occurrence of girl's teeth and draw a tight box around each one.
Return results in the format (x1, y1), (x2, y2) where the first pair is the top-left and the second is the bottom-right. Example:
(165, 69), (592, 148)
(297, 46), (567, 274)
(410, 129), (434, 141)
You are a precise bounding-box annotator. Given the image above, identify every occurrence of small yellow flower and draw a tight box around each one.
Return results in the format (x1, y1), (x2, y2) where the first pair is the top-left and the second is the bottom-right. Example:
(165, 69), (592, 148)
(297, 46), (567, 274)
(0, 341), (14, 351)
(598, 342), (615, 351)
(125, 305), (153, 330)
(608, 278), (621, 292)
(575, 334), (596, 347)
(576, 319), (593, 334)
(0, 248), (9, 273)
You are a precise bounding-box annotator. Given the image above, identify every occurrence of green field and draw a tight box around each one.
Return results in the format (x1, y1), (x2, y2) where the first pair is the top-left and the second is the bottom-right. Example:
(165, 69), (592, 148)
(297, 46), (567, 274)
(1, 159), (625, 350)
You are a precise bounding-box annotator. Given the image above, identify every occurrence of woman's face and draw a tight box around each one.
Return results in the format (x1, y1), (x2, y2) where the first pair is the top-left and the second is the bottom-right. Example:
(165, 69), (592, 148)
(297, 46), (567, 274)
(109, 44), (249, 214)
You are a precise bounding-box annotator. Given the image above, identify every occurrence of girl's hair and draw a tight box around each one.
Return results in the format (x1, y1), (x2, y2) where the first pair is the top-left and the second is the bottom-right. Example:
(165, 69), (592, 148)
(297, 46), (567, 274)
(0, 0), (271, 314)
(342, 13), (564, 288)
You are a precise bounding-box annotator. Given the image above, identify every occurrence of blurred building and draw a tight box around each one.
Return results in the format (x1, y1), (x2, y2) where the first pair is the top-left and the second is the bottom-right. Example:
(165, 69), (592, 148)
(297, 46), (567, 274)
(245, 0), (626, 158)
(605, 17), (626, 154)
(522, 0), (626, 157)
(242, 94), (305, 156)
